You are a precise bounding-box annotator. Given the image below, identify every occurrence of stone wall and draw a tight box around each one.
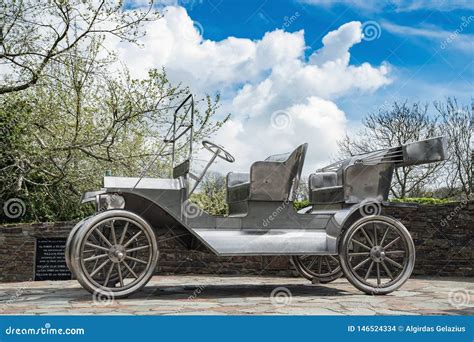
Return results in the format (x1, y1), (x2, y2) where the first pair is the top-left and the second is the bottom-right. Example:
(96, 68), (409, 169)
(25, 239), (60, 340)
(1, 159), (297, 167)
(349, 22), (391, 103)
(1, 201), (472, 282)
(0, 222), (74, 282)
(384, 201), (473, 277)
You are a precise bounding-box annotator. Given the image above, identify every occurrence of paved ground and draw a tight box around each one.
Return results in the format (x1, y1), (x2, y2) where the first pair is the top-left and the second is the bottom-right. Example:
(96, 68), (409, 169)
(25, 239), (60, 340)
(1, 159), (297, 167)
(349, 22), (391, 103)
(0, 276), (472, 315)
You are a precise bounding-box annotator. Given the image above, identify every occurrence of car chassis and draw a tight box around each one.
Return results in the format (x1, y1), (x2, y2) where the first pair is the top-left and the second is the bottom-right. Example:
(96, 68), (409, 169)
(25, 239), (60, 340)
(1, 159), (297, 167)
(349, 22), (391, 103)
(66, 95), (447, 298)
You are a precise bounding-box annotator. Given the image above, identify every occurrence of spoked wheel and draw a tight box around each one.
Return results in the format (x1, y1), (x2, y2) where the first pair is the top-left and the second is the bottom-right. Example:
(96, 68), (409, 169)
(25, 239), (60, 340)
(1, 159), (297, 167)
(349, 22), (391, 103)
(66, 217), (88, 278)
(84, 230), (141, 287)
(339, 216), (415, 295)
(291, 255), (342, 283)
(71, 210), (158, 298)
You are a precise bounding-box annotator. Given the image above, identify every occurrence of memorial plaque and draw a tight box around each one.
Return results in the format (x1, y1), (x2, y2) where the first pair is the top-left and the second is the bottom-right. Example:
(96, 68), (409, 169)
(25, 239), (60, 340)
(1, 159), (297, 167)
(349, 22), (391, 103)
(34, 238), (72, 281)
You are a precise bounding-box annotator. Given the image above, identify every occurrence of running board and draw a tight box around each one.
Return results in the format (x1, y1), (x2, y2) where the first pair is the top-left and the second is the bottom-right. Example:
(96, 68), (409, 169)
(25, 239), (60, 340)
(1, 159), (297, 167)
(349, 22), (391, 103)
(193, 229), (328, 256)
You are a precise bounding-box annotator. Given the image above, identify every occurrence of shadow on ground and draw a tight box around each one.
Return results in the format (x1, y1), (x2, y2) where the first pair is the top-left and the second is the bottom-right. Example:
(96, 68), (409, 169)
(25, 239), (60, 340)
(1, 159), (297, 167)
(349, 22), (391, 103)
(140, 283), (348, 299)
(65, 283), (350, 302)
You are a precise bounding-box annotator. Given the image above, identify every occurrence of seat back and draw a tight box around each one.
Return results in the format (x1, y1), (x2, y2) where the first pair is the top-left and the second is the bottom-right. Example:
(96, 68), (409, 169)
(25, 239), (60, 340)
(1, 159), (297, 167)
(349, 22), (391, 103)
(291, 143), (308, 200)
(249, 143), (308, 201)
(308, 172), (337, 189)
(308, 160), (394, 204)
(308, 171), (344, 204)
(226, 172), (250, 205)
(344, 163), (394, 203)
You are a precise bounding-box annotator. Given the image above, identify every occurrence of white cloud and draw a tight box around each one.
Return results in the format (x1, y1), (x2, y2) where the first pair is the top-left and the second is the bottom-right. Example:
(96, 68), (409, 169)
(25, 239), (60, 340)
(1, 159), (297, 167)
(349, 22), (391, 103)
(390, 0), (474, 12)
(110, 6), (392, 175)
(114, 7), (306, 94)
(310, 21), (363, 66)
(382, 20), (474, 53)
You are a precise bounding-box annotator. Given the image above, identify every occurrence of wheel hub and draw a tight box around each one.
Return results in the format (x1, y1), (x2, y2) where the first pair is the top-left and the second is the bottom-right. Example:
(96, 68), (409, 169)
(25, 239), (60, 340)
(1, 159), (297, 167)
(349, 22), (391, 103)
(108, 245), (126, 263)
(370, 245), (385, 263)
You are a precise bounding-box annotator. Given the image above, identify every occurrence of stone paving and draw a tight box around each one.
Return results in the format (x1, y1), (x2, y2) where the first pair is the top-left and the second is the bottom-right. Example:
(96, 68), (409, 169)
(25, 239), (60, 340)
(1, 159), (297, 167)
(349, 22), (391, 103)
(0, 276), (472, 315)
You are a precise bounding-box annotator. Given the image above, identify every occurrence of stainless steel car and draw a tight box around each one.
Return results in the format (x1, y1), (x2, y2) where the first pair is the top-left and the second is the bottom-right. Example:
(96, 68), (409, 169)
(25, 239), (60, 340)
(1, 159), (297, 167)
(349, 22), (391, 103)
(66, 95), (448, 298)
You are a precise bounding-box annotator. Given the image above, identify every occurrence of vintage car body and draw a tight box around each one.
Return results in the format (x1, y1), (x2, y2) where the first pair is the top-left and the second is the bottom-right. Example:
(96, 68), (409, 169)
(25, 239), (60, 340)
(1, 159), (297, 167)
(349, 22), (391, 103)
(66, 94), (447, 298)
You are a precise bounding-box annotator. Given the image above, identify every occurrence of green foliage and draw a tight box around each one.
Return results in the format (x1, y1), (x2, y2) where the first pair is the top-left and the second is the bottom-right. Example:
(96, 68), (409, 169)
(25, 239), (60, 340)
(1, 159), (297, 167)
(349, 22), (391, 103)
(190, 174), (228, 216)
(190, 193), (228, 216)
(390, 197), (453, 205)
(0, 2), (228, 223)
(293, 200), (311, 210)
(0, 59), (226, 223)
(189, 191), (312, 216)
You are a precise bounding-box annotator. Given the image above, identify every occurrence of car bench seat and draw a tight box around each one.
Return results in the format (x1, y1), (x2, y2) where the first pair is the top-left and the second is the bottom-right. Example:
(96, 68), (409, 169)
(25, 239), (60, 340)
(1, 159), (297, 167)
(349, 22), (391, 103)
(226, 143), (308, 216)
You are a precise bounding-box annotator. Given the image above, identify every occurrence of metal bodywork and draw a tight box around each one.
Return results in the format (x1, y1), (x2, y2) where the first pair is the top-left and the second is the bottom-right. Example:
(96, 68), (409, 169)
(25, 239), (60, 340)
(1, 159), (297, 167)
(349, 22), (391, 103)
(78, 135), (447, 258)
(309, 137), (447, 206)
(78, 137), (346, 256)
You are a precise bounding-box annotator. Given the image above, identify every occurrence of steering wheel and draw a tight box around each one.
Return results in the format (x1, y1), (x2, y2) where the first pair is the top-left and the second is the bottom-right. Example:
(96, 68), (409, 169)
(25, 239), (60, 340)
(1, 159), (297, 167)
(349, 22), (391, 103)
(202, 140), (235, 163)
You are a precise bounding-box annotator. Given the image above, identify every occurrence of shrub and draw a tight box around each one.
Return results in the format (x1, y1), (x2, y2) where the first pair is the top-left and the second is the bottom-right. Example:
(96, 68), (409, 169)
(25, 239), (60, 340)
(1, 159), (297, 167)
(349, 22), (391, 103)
(390, 197), (452, 205)
(293, 200), (311, 210)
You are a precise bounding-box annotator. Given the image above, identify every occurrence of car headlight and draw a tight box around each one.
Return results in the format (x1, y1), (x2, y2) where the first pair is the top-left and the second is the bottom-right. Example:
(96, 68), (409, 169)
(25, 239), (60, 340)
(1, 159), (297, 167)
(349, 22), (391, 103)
(97, 193), (125, 211)
(105, 193), (125, 210)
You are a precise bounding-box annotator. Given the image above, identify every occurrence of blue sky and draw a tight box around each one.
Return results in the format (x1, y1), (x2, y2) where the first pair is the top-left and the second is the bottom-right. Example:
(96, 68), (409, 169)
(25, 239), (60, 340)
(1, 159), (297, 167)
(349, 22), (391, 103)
(186, 0), (472, 74)
(184, 0), (473, 119)
(120, 0), (472, 172)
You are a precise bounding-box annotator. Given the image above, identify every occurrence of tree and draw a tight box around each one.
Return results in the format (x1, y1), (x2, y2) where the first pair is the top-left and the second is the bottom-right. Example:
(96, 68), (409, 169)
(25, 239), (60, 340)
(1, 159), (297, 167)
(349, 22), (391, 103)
(0, 0), (159, 94)
(434, 98), (472, 199)
(190, 172), (228, 216)
(338, 101), (442, 198)
(0, 41), (227, 222)
(293, 178), (309, 201)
